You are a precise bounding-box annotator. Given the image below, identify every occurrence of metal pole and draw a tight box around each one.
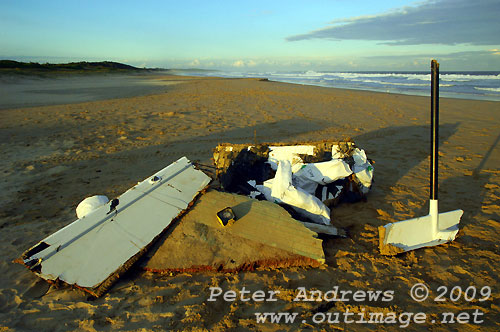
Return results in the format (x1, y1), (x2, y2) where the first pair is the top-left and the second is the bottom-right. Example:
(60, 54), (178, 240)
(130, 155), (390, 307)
(430, 60), (439, 200)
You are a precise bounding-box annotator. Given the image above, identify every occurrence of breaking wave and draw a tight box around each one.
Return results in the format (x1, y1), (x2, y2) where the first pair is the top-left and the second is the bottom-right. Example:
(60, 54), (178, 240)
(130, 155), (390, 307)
(474, 87), (500, 92)
(182, 70), (500, 101)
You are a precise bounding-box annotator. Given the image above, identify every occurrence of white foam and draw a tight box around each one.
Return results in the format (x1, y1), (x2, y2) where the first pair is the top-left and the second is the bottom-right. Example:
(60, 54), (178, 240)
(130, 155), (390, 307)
(474, 87), (500, 92)
(359, 79), (429, 87)
(191, 70), (499, 101)
(269, 71), (499, 82)
(442, 74), (500, 81)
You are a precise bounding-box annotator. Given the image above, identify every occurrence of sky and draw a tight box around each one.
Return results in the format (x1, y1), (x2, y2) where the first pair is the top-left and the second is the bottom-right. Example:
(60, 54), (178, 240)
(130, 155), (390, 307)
(1, 0), (499, 71)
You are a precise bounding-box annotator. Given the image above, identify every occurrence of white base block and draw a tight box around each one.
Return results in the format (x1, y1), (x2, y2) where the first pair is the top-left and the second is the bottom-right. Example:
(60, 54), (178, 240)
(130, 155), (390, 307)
(380, 201), (463, 254)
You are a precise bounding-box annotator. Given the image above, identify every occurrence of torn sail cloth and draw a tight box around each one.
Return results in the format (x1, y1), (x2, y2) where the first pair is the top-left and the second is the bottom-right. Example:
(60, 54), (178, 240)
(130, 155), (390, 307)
(256, 160), (331, 225)
(253, 147), (374, 225)
(214, 143), (374, 225)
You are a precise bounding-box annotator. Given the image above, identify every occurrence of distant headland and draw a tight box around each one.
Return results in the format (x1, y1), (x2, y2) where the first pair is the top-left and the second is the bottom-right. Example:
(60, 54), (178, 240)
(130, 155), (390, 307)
(0, 60), (165, 75)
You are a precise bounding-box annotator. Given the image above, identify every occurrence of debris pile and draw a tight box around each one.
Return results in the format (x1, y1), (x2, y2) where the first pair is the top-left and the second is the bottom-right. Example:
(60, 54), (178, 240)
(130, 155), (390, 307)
(213, 141), (374, 225)
(16, 140), (374, 297)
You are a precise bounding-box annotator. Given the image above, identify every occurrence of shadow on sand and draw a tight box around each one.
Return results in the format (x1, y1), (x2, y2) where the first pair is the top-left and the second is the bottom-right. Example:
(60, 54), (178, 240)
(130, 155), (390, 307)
(321, 122), (461, 260)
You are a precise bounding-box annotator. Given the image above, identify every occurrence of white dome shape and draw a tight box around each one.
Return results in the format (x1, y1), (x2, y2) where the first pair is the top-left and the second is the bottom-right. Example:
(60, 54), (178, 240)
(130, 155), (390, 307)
(76, 195), (109, 219)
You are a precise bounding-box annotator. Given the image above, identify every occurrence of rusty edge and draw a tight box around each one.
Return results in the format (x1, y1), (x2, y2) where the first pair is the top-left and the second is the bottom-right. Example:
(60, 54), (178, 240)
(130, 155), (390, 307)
(143, 255), (322, 274)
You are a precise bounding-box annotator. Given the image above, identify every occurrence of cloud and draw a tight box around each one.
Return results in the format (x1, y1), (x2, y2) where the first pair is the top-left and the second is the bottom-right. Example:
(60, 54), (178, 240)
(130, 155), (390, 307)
(232, 60), (245, 67)
(189, 59), (200, 67)
(231, 59), (258, 68)
(287, 0), (500, 46)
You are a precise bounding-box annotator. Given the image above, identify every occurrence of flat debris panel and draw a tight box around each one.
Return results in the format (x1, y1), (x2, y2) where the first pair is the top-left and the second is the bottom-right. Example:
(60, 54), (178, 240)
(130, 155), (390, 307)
(145, 190), (325, 273)
(18, 157), (211, 296)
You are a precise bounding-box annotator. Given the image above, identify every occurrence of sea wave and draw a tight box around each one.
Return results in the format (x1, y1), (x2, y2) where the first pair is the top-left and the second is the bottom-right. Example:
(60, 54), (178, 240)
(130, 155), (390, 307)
(474, 87), (500, 92)
(441, 74), (500, 81)
(268, 71), (500, 82)
(184, 70), (500, 101)
(354, 79), (429, 87)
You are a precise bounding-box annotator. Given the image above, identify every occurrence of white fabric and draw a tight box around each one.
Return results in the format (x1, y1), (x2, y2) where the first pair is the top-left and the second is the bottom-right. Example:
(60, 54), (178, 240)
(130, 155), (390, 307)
(293, 159), (352, 191)
(269, 160), (331, 225)
(254, 144), (374, 224)
(352, 148), (374, 192)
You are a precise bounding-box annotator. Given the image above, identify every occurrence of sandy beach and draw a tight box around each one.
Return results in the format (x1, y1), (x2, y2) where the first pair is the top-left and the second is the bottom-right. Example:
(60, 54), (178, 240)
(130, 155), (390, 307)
(0, 75), (498, 331)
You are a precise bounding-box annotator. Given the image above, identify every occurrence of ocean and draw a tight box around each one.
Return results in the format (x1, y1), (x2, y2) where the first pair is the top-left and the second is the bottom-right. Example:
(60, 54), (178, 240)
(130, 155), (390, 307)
(183, 70), (500, 102)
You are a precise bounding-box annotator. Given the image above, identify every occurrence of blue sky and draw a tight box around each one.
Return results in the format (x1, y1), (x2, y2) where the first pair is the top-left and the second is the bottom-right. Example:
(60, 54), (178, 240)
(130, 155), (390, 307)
(1, 0), (499, 71)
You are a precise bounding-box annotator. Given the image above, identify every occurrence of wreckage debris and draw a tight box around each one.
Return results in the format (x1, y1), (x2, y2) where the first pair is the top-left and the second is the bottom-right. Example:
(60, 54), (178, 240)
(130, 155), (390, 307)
(17, 141), (372, 296)
(17, 157), (211, 297)
(75, 195), (109, 219)
(144, 190), (325, 273)
(213, 141), (374, 225)
(217, 207), (237, 226)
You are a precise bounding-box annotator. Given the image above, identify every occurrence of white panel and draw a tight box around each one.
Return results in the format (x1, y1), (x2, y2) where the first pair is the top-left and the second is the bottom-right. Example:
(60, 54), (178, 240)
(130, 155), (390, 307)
(22, 157), (210, 289)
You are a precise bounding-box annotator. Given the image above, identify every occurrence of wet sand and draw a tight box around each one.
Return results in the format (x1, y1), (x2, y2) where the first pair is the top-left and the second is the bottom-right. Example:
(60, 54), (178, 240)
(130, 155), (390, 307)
(0, 75), (499, 331)
(0, 72), (184, 110)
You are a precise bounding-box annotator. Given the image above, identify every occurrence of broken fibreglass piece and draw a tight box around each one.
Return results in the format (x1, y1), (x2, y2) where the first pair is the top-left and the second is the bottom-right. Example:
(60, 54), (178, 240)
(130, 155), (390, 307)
(144, 190), (325, 273)
(18, 157), (211, 297)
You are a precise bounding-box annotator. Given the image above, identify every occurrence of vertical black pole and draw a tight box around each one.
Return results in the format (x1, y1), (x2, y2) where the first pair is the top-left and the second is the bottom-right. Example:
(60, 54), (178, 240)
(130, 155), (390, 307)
(430, 60), (439, 200)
